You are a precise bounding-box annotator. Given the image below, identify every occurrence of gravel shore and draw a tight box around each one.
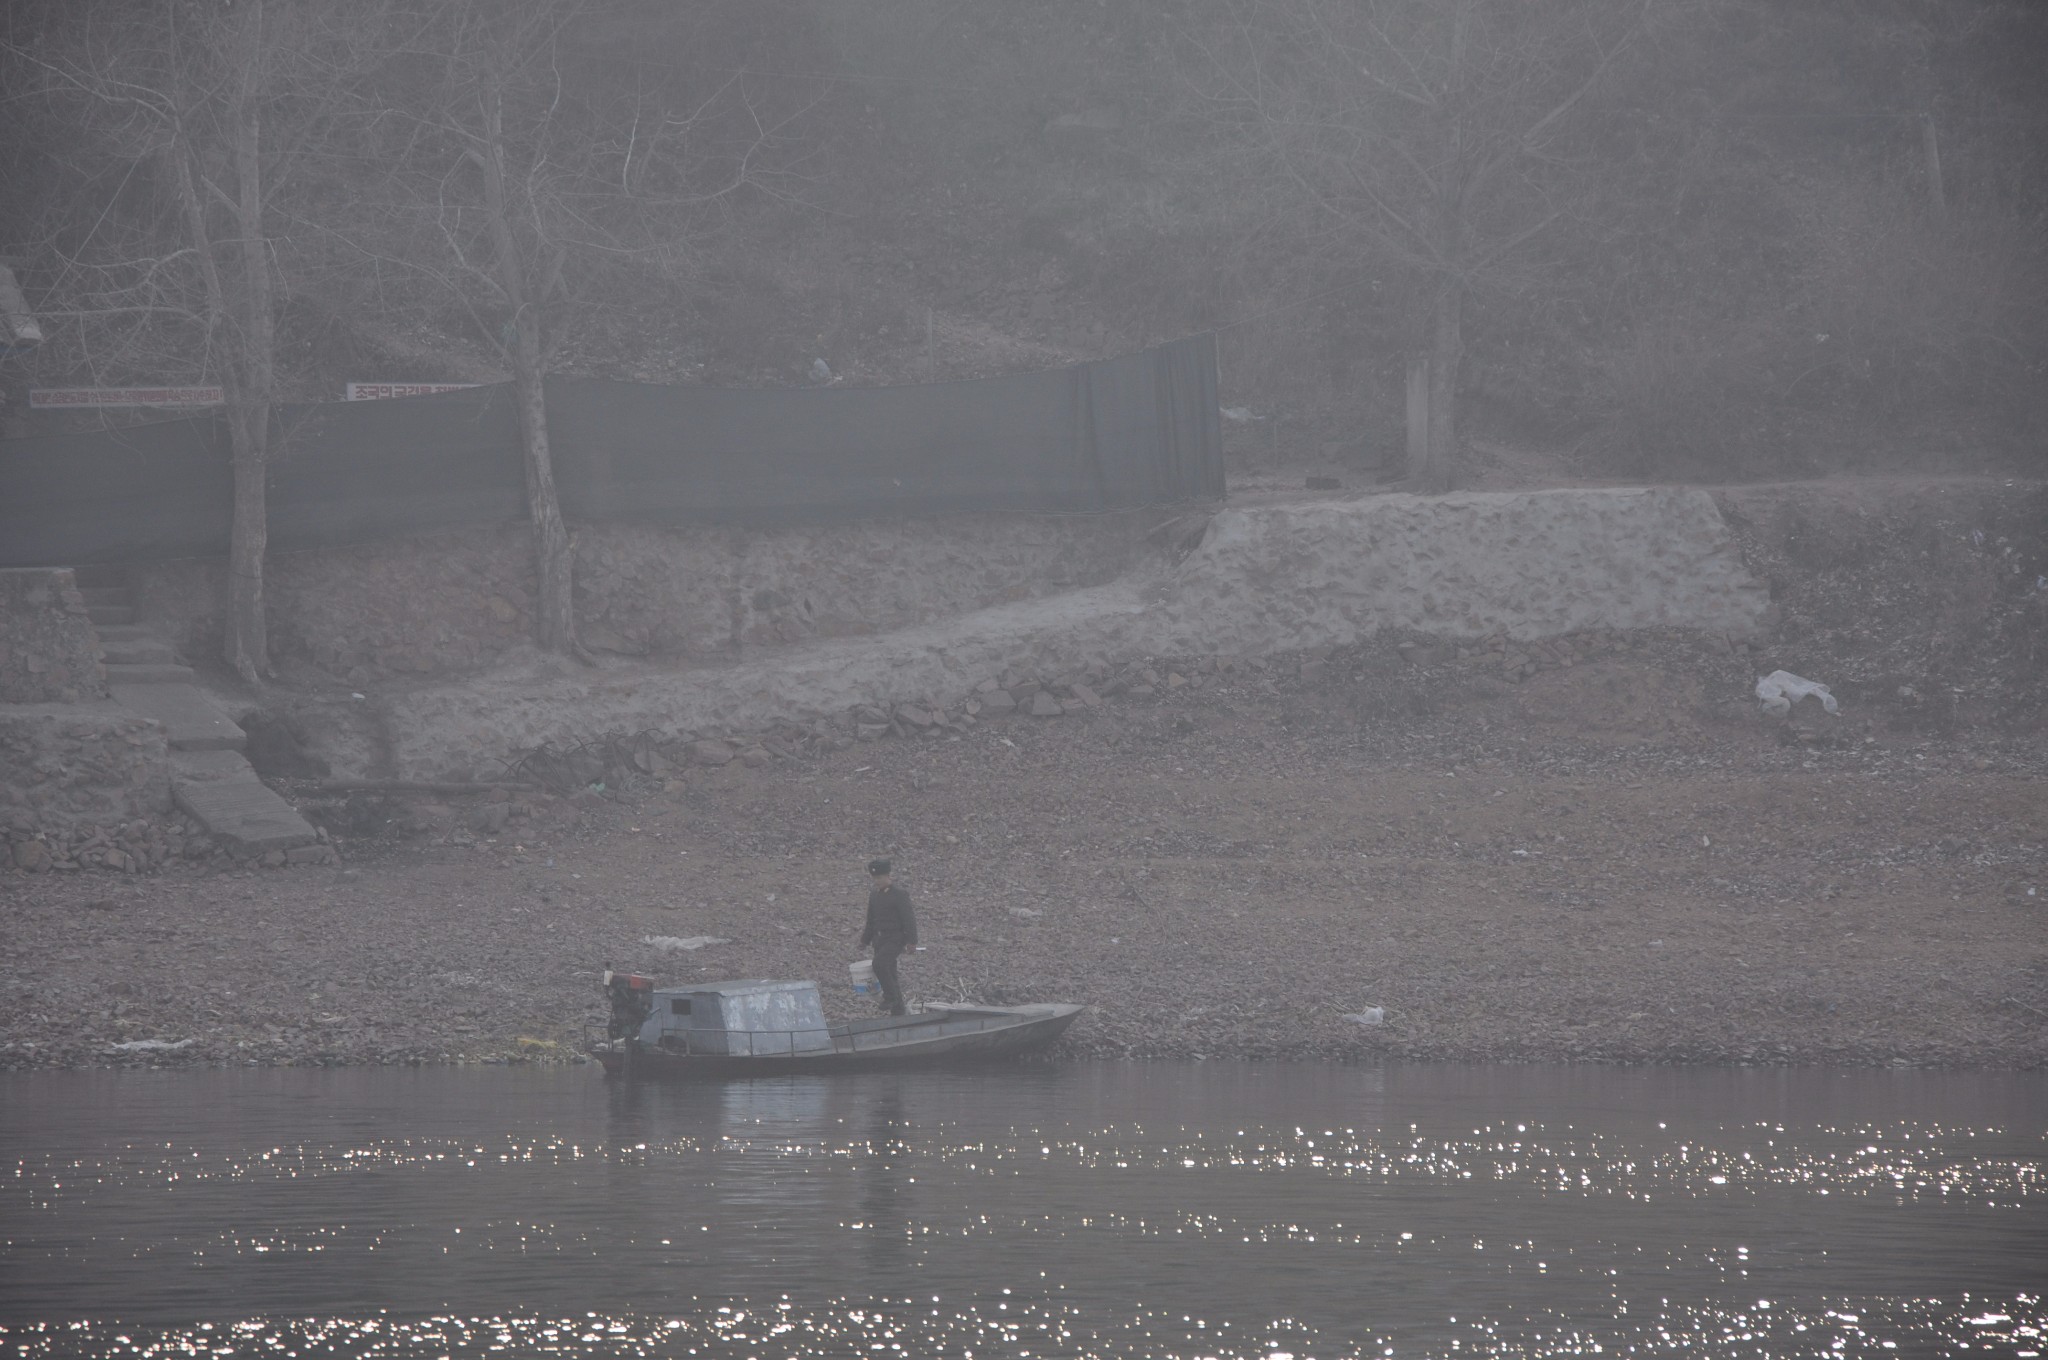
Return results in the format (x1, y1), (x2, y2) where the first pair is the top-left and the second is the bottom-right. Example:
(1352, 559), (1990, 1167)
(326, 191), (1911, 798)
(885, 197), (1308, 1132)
(6, 627), (2044, 1073)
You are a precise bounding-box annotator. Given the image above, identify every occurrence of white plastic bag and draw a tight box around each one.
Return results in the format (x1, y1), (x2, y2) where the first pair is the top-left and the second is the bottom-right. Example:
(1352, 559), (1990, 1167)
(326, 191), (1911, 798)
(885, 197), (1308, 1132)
(1755, 670), (1838, 717)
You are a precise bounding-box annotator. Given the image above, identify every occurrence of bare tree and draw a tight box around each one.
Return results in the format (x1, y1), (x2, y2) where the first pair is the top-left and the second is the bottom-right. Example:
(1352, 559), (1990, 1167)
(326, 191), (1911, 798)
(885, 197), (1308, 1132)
(350, 0), (787, 660)
(4, 0), (377, 681)
(1184, 0), (1645, 490)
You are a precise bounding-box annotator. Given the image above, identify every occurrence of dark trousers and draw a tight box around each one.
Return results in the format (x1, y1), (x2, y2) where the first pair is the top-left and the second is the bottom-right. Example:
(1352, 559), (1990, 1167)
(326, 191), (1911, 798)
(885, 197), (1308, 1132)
(872, 946), (906, 1015)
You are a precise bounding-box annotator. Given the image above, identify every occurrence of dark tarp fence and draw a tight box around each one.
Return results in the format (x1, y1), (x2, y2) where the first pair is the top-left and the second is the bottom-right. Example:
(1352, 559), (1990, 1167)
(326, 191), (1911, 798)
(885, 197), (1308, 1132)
(0, 336), (1220, 567)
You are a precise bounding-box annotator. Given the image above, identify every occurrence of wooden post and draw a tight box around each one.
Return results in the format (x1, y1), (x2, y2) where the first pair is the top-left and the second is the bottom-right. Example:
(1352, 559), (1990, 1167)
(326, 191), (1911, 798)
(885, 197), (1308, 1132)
(1405, 355), (1431, 483)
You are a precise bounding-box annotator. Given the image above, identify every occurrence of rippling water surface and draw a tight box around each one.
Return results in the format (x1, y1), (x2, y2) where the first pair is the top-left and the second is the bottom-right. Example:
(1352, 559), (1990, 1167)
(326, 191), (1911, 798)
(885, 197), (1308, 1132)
(2, 1063), (2043, 1358)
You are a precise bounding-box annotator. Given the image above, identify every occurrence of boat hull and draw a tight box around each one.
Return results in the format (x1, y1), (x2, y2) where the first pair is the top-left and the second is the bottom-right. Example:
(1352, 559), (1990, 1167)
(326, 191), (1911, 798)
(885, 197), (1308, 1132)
(592, 1002), (1084, 1080)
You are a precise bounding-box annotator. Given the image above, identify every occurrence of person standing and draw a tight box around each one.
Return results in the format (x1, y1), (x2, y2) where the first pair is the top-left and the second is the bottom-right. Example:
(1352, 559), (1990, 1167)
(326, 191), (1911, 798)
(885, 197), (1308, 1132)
(859, 858), (917, 1016)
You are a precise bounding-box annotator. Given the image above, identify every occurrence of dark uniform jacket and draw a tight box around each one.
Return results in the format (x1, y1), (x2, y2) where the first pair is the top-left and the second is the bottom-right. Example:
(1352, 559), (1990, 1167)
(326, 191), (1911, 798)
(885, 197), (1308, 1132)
(861, 885), (918, 952)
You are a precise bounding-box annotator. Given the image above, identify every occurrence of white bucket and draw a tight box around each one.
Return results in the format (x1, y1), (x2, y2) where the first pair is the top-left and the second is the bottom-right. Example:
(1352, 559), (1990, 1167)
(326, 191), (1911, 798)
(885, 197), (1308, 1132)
(848, 959), (878, 995)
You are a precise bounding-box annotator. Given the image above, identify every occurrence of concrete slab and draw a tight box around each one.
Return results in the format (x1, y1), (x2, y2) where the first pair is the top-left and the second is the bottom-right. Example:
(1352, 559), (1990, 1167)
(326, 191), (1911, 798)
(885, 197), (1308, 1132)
(87, 604), (135, 626)
(105, 662), (197, 684)
(110, 683), (246, 751)
(173, 775), (316, 855)
(170, 747), (255, 782)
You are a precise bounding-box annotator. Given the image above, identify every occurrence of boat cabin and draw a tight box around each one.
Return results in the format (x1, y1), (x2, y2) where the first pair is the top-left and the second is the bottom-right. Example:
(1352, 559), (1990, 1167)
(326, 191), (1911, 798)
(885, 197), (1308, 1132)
(636, 979), (833, 1056)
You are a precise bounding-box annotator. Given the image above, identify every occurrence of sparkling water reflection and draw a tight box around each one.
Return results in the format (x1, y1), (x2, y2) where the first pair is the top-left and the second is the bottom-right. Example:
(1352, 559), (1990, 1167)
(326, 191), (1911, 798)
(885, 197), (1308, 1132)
(2, 1063), (2043, 1358)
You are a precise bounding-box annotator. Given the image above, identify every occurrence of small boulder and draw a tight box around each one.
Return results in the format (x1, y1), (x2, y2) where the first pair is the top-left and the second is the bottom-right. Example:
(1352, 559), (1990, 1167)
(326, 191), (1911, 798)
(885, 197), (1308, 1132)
(1030, 692), (1065, 717)
(691, 739), (736, 766)
(979, 689), (1018, 715)
(470, 801), (512, 835)
(11, 839), (48, 873)
(740, 746), (772, 768)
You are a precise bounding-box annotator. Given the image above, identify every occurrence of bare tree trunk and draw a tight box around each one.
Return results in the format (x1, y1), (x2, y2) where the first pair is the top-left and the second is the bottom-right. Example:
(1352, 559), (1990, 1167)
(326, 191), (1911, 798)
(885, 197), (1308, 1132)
(221, 400), (270, 682)
(1422, 275), (1462, 494)
(473, 95), (585, 661)
(1414, 3), (1470, 496)
(222, 0), (272, 683)
(510, 310), (581, 656)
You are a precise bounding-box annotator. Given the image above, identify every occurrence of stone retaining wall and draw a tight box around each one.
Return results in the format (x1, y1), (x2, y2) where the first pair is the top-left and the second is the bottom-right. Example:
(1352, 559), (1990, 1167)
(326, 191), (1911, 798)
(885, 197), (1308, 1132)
(0, 568), (108, 703)
(0, 705), (171, 846)
(377, 487), (1780, 779)
(136, 512), (1160, 683)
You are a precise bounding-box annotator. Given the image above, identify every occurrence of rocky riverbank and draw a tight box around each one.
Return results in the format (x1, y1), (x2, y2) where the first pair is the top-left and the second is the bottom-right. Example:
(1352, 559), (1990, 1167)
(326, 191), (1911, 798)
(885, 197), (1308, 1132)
(5, 621), (2044, 1072)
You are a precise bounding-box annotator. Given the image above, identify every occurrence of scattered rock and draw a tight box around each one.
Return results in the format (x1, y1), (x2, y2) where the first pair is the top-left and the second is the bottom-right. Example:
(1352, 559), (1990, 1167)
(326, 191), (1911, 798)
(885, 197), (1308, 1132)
(1030, 692), (1065, 717)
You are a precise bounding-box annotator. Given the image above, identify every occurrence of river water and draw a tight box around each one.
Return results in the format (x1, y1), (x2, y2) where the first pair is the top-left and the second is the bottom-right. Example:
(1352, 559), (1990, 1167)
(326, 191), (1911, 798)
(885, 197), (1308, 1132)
(1, 1062), (2043, 1358)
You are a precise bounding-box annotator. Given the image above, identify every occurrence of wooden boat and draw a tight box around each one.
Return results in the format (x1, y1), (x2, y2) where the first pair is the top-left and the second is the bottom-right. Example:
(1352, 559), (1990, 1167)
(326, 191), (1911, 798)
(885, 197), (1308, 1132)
(591, 974), (1084, 1079)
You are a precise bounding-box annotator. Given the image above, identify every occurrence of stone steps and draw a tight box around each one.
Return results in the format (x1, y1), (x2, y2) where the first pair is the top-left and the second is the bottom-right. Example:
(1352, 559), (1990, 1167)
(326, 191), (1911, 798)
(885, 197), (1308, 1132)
(99, 636), (178, 665)
(70, 563), (128, 589)
(107, 682), (245, 751)
(172, 775), (320, 858)
(105, 661), (197, 685)
(62, 564), (324, 864)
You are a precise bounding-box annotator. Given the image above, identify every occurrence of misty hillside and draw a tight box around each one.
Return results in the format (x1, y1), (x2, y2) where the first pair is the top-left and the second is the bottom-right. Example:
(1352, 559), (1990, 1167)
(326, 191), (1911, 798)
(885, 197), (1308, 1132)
(4, 0), (2045, 481)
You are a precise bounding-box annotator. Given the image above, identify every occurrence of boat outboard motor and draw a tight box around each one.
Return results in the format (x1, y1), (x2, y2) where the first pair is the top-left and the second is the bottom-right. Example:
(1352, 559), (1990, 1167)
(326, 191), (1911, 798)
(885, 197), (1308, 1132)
(602, 968), (654, 1040)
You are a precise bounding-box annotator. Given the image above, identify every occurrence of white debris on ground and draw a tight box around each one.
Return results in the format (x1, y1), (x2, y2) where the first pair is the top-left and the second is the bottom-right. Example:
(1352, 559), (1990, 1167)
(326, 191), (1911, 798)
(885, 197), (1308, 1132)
(644, 935), (730, 952)
(1756, 670), (1840, 716)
